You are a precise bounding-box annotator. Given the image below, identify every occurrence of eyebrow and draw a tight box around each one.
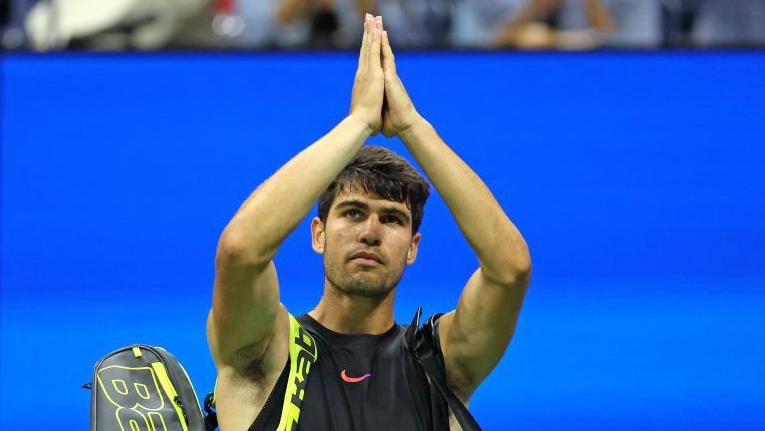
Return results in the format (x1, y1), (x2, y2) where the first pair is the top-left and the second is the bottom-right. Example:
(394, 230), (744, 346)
(335, 199), (411, 224)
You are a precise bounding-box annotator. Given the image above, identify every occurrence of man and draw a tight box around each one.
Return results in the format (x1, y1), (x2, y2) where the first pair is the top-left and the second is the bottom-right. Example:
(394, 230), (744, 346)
(207, 13), (531, 430)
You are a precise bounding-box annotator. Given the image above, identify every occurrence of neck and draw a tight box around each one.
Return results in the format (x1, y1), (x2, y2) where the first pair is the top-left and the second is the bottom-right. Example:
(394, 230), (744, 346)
(309, 279), (396, 335)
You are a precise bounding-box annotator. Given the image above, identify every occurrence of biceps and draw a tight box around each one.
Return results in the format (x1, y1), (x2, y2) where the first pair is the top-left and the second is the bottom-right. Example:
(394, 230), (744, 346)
(209, 260), (281, 367)
(443, 268), (528, 386)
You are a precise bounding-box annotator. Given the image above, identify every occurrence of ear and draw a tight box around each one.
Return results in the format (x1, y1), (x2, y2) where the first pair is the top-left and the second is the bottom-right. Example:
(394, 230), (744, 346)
(406, 232), (421, 264)
(311, 217), (326, 254)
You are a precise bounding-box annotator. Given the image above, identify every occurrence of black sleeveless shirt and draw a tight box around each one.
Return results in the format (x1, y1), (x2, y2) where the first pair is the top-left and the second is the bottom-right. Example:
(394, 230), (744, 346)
(248, 313), (451, 430)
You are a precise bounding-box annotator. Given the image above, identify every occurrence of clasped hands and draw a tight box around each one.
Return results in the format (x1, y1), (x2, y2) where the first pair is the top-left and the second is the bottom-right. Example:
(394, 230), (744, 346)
(350, 14), (421, 138)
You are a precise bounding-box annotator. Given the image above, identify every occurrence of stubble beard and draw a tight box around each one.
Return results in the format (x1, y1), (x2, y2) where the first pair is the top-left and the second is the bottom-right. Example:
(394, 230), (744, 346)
(323, 250), (406, 299)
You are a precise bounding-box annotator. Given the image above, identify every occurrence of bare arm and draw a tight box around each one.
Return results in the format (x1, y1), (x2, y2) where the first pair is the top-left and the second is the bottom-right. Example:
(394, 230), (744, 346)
(378, 23), (531, 398)
(208, 15), (386, 371)
(400, 120), (531, 397)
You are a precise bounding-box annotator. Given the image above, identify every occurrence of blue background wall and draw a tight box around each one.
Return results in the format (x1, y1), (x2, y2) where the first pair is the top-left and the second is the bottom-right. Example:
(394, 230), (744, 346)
(1, 52), (764, 430)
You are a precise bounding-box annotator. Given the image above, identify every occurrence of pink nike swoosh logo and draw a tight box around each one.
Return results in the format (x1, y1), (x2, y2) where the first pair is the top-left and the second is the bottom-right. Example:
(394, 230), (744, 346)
(340, 369), (371, 383)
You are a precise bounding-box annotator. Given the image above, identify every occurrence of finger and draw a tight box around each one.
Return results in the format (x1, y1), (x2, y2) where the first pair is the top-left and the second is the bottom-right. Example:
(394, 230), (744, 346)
(368, 27), (382, 74)
(375, 17), (384, 71)
(358, 14), (372, 72)
(381, 30), (396, 76)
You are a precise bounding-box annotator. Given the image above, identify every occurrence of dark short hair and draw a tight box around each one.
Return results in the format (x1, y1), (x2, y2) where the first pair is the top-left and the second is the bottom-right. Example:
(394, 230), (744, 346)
(317, 146), (430, 234)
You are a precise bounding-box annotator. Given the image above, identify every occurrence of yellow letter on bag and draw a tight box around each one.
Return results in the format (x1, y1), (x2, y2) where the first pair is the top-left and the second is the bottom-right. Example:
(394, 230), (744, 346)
(276, 314), (318, 431)
(96, 366), (172, 431)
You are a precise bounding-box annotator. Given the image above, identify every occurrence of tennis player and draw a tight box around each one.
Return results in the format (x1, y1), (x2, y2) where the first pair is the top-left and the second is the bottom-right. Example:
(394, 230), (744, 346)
(207, 14), (531, 430)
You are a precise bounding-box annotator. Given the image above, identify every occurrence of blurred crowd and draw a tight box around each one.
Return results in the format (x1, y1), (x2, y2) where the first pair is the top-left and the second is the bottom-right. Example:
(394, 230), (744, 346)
(2, 0), (765, 50)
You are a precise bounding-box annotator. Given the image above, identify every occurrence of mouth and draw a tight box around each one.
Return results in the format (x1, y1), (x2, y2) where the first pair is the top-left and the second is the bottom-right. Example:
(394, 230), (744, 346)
(350, 251), (383, 266)
(351, 257), (382, 266)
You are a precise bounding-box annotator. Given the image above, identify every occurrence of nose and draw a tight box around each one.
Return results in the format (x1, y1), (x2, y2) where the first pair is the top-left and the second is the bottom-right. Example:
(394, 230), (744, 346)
(358, 215), (382, 247)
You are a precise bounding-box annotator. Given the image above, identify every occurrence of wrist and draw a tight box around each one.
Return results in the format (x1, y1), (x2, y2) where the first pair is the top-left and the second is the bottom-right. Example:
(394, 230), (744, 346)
(397, 113), (429, 142)
(345, 113), (376, 137)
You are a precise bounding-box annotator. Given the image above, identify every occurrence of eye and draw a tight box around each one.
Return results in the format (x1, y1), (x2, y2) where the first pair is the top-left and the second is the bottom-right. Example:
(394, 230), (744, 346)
(345, 209), (362, 219)
(381, 215), (401, 224)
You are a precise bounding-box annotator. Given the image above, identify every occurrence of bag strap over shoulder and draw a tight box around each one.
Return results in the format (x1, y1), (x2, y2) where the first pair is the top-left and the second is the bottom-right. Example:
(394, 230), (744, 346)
(276, 313), (319, 431)
(405, 307), (482, 431)
(204, 313), (318, 431)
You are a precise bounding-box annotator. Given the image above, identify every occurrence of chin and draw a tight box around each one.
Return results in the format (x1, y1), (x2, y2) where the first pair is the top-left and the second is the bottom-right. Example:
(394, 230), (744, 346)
(347, 280), (390, 297)
(325, 260), (402, 298)
(343, 285), (395, 299)
(335, 275), (395, 298)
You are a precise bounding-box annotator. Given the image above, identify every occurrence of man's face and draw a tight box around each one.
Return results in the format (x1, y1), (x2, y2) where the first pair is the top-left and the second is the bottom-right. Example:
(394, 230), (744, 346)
(311, 190), (421, 298)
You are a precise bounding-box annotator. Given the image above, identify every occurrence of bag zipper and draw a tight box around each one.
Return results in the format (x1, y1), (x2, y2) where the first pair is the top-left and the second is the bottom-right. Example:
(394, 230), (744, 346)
(140, 345), (192, 429)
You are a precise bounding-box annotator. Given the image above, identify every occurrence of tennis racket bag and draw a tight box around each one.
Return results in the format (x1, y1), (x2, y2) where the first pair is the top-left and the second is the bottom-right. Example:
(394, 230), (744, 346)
(84, 344), (208, 431)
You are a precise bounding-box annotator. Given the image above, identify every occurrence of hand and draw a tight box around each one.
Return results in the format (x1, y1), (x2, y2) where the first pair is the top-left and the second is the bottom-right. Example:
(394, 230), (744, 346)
(374, 17), (421, 137)
(349, 14), (385, 135)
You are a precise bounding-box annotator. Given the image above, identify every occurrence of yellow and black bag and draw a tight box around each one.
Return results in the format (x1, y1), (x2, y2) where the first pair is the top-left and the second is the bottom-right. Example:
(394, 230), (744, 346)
(84, 344), (209, 431)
